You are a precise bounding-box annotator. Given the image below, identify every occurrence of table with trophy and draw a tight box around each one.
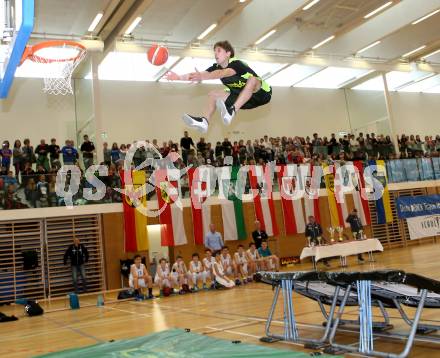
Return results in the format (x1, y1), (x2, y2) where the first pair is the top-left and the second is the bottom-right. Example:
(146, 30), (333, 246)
(300, 226), (384, 269)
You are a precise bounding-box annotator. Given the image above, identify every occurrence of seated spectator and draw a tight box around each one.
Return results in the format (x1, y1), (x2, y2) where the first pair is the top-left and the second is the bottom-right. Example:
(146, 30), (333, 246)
(234, 245), (252, 283)
(25, 178), (38, 208)
(171, 256), (190, 294)
(212, 250), (235, 288)
(221, 246), (239, 285)
(202, 249), (216, 287)
(36, 174), (49, 208)
(189, 253), (207, 291)
(258, 241), (279, 272)
(129, 254), (154, 300)
(246, 242), (262, 272)
(154, 258), (172, 296)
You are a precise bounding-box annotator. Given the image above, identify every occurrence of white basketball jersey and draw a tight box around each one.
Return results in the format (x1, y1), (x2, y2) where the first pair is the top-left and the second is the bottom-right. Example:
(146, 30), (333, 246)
(234, 252), (247, 265)
(247, 249), (257, 260)
(203, 257), (215, 269)
(158, 263), (170, 277)
(221, 254), (232, 266)
(190, 260), (203, 273)
(130, 263), (144, 280)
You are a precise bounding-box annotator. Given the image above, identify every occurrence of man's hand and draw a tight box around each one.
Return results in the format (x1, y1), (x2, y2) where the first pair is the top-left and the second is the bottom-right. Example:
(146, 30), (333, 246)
(165, 71), (180, 81)
(188, 70), (202, 82)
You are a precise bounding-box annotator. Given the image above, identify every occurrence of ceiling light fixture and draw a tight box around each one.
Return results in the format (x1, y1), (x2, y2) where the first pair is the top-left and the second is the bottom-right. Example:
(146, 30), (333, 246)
(357, 40), (381, 54)
(364, 1), (393, 19)
(402, 45), (426, 58)
(303, 0), (320, 11)
(412, 9), (440, 25)
(88, 13), (103, 32)
(312, 35), (335, 49)
(255, 29), (276, 45)
(124, 17), (142, 35)
(422, 48), (440, 59)
(197, 23), (217, 40)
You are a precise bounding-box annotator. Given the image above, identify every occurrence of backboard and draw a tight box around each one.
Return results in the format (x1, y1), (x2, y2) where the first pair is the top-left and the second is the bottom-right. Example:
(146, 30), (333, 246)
(0, 0), (33, 99)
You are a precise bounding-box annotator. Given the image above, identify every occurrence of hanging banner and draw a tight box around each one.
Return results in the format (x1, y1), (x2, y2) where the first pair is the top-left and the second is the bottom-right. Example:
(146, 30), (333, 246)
(396, 195), (440, 219)
(407, 215), (440, 240)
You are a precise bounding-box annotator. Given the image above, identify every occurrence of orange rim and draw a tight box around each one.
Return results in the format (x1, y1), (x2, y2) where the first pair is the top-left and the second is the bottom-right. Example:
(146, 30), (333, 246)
(21, 40), (86, 64)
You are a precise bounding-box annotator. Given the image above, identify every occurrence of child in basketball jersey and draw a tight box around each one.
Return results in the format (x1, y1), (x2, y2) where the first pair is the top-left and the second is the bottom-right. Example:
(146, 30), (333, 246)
(165, 41), (272, 133)
(221, 246), (240, 285)
(154, 258), (172, 295)
(129, 255), (154, 300)
(171, 256), (190, 294)
(234, 245), (252, 283)
(189, 253), (207, 291)
(202, 249), (216, 288)
(246, 242), (262, 276)
(213, 251), (235, 289)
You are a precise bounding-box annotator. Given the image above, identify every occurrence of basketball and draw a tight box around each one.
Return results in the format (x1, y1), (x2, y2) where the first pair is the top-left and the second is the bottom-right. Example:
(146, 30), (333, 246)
(147, 44), (169, 66)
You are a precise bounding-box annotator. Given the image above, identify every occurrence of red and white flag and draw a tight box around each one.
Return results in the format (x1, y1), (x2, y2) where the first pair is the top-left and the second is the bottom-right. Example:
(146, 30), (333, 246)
(155, 168), (187, 246)
(303, 163), (321, 223)
(188, 166), (213, 245)
(248, 165), (279, 236)
(278, 164), (305, 234)
(352, 161), (371, 226)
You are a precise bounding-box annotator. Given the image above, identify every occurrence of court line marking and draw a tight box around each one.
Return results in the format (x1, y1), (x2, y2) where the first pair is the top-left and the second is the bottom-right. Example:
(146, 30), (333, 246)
(43, 315), (104, 343)
(103, 305), (153, 317)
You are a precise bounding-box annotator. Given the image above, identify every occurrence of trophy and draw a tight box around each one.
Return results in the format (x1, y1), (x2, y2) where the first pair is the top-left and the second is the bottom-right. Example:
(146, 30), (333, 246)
(307, 236), (314, 247)
(336, 226), (344, 242)
(328, 227), (335, 243)
(358, 229), (365, 240)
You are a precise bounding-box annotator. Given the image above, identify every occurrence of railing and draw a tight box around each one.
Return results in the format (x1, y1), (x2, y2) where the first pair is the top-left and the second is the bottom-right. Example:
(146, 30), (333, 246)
(0, 158), (439, 210)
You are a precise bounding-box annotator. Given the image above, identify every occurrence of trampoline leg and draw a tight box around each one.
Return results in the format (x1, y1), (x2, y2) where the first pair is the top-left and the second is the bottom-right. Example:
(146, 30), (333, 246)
(328, 285), (352, 344)
(305, 286), (341, 349)
(395, 289), (427, 358)
(262, 285), (281, 341)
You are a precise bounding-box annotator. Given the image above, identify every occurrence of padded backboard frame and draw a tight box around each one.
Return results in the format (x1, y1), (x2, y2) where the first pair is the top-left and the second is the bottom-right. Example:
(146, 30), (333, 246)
(0, 0), (33, 99)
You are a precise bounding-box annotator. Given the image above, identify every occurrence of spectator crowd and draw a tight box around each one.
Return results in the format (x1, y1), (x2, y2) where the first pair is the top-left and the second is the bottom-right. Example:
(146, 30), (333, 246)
(0, 131), (439, 209)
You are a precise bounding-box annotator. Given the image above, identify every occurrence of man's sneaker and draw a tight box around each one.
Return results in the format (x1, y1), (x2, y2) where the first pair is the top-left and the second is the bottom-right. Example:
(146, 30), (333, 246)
(135, 294), (144, 301)
(202, 283), (208, 290)
(216, 99), (235, 125)
(147, 294), (155, 300)
(181, 114), (208, 133)
(235, 279), (241, 286)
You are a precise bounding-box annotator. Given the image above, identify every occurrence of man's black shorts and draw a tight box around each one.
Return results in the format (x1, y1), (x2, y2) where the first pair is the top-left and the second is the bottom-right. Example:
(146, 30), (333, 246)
(225, 87), (272, 110)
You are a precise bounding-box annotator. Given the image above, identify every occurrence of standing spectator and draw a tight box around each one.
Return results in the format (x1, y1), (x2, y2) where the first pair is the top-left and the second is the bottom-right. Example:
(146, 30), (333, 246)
(80, 135), (95, 170)
(110, 142), (120, 165)
(48, 138), (60, 169)
(36, 174), (49, 208)
(61, 140), (78, 165)
(251, 220), (268, 249)
(215, 141), (223, 162)
(180, 131), (195, 165)
(103, 142), (111, 166)
(222, 137), (232, 160)
(21, 139), (35, 168)
(204, 223), (224, 252)
(1, 141), (12, 174)
(305, 215), (330, 267)
(197, 137), (207, 158)
(12, 140), (22, 180)
(35, 139), (50, 171)
(63, 237), (89, 293)
(119, 144), (127, 162)
(345, 208), (365, 262)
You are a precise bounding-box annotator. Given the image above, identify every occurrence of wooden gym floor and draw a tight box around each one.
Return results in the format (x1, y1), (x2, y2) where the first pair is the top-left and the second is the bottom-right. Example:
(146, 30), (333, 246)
(1, 242), (440, 357)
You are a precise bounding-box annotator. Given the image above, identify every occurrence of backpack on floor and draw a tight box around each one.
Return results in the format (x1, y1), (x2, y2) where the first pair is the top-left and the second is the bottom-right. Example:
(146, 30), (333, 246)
(24, 300), (44, 316)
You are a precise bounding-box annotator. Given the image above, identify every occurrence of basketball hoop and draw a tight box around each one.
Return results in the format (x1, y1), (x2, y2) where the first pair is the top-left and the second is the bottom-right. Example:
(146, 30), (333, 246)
(21, 40), (87, 95)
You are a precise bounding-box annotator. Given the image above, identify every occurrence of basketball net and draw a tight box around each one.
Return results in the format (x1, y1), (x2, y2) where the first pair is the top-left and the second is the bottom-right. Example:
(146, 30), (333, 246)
(22, 41), (87, 96)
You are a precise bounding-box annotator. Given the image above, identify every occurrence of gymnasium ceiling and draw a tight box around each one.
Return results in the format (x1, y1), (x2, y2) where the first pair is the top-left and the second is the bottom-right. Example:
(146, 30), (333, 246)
(25, 0), (440, 91)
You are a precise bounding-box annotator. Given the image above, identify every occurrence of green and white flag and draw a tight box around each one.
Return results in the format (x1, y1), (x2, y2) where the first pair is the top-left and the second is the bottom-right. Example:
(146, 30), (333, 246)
(219, 166), (247, 241)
